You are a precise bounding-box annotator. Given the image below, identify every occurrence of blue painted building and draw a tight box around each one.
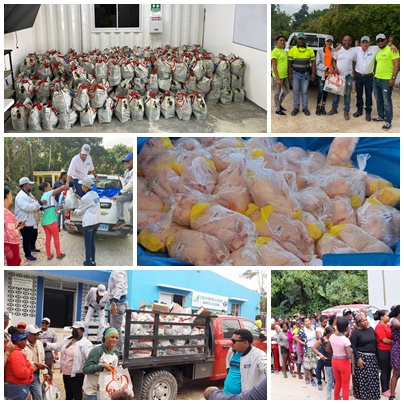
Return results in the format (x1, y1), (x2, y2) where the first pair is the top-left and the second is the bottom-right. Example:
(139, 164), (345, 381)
(4, 270), (262, 328)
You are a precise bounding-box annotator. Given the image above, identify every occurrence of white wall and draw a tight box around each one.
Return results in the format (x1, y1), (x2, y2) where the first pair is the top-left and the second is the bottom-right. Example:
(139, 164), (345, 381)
(203, 4), (267, 110)
(368, 270), (400, 310)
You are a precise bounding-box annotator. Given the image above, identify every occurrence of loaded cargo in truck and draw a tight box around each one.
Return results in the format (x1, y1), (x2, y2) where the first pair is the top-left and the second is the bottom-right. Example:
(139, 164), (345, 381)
(121, 308), (267, 400)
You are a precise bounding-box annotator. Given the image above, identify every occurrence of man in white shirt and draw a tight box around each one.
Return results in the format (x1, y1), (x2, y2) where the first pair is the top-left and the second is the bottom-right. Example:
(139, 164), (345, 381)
(66, 144), (99, 197)
(327, 36), (357, 120)
(111, 152), (133, 230)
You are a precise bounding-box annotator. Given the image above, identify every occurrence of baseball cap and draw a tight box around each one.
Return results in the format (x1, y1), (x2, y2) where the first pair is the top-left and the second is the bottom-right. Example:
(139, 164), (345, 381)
(78, 177), (94, 188)
(71, 321), (85, 329)
(325, 35), (334, 42)
(297, 32), (306, 39)
(343, 309), (353, 316)
(19, 177), (35, 186)
(17, 322), (27, 328)
(293, 313), (299, 317)
(81, 144), (91, 155)
(361, 36), (370, 42)
(4, 312), (11, 320)
(26, 324), (41, 334)
(376, 34), (386, 41)
(97, 284), (107, 296)
(42, 317), (51, 324)
(122, 152), (133, 162)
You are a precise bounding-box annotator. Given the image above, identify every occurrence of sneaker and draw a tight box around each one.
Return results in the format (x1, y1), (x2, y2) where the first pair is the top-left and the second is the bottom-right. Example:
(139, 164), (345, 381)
(372, 116), (384, 122)
(318, 384), (323, 391)
(302, 108), (311, 116)
(47, 254), (54, 260)
(57, 253), (66, 260)
(366, 113), (371, 122)
(275, 110), (287, 116)
(311, 380), (317, 387)
(320, 105), (326, 115)
(382, 122), (392, 130)
(291, 108), (299, 116)
(389, 396), (397, 400)
(25, 256), (37, 262)
(382, 390), (391, 397)
(112, 220), (126, 230)
(344, 111), (350, 120)
(83, 261), (97, 266)
(353, 110), (363, 117)
(30, 248), (40, 253)
(316, 105), (321, 116)
(327, 108), (338, 115)
(91, 261), (97, 266)
(280, 105), (286, 111)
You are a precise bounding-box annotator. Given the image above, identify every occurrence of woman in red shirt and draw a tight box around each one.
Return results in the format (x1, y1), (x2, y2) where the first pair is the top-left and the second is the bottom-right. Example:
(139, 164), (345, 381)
(374, 309), (393, 397)
(4, 327), (35, 400)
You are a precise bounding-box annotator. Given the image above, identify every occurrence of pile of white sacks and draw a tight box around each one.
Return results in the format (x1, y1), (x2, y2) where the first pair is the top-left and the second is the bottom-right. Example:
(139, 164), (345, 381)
(11, 44), (246, 130)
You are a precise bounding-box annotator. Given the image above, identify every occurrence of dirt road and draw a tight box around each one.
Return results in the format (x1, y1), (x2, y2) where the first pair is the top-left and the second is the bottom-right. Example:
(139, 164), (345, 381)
(18, 228), (133, 267)
(271, 83), (400, 133)
(271, 369), (400, 400)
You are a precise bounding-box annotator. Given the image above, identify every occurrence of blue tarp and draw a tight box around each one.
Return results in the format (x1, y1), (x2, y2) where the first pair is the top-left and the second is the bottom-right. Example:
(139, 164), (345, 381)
(137, 137), (400, 266)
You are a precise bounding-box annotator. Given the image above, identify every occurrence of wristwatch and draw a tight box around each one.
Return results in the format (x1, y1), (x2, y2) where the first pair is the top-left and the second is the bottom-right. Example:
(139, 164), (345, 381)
(392, 76), (396, 80)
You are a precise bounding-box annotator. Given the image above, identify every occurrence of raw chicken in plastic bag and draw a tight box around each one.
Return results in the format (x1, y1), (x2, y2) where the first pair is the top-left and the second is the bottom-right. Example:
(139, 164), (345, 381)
(331, 196), (357, 227)
(356, 198), (400, 248)
(326, 137), (359, 166)
(297, 187), (334, 226)
(190, 203), (256, 251)
(316, 233), (358, 258)
(256, 237), (305, 266)
(177, 157), (217, 194)
(166, 229), (230, 266)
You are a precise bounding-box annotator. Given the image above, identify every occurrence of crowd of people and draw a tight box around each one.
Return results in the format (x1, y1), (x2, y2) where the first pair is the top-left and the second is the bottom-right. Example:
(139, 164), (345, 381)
(271, 305), (400, 400)
(4, 144), (133, 267)
(3, 270), (128, 400)
(271, 32), (400, 130)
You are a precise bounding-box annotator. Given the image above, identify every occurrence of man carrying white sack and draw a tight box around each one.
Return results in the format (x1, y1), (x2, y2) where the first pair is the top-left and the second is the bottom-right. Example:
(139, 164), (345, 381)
(112, 152), (133, 230)
(83, 284), (109, 343)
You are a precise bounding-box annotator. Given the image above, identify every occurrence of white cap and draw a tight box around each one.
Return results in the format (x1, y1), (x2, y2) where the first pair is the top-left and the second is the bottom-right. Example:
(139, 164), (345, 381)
(78, 177), (94, 188)
(81, 144), (91, 155)
(361, 36), (370, 42)
(19, 177), (35, 186)
(26, 324), (41, 334)
(376, 33), (386, 41)
(71, 321), (85, 329)
(97, 284), (107, 296)
(42, 317), (51, 324)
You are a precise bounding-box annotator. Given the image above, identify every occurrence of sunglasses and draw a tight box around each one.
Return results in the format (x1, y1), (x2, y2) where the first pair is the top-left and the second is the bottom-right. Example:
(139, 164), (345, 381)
(377, 39), (386, 43)
(41, 322), (49, 325)
(231, 339), (247, 344)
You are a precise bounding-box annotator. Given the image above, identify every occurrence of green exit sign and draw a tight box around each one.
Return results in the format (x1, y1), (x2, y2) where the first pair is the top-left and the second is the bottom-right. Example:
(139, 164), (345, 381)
(151, 4), (161, 12)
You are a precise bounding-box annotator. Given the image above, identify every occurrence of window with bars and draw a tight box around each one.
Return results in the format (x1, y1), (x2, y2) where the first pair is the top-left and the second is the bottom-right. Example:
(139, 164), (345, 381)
(92, 4), (142, 32)
(231, 303), (240, 317)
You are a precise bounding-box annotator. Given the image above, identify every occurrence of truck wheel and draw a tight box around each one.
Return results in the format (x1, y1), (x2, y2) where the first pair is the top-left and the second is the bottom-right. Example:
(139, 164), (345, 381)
(141, 370), (178, 400)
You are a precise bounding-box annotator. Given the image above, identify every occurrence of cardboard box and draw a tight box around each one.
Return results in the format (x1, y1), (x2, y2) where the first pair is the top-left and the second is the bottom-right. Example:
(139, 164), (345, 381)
(193, 306), (218, 324)
(170, 303), (183, 313)
(152, 303), (170, 312)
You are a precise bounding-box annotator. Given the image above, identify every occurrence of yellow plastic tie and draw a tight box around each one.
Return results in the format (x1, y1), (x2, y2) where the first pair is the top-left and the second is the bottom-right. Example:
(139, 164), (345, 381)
(166, 234), (175, 247)
(256, 236), (273, 246)
(161, 137), (174, 149)
(244, 203), (259, 216)
(137, 230), (165, 252)
(291, 209), (302, 220)
(307, 223), (322, 241)
(329, 224), (345, 236)
(350, 195), (362, 208)
(190, 203), (210, 228)
(204, 158), (216, 170)
(251, 149), (264, 158)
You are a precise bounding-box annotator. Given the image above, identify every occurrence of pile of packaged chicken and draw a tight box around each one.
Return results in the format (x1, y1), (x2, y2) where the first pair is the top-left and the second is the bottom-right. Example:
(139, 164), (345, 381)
(137, 137), (400, 266)
(129, 310), (206, 358)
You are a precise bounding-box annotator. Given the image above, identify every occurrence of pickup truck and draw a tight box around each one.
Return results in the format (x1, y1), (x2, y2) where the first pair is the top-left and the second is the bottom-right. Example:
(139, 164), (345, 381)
(122, 309), (267, 399)
(63, 174), (132, 238)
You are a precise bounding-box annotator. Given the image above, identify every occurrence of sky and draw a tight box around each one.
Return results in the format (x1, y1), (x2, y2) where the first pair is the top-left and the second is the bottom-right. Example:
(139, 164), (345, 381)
(211, 269), (266, 293)
(279, 4), (330, 15)
(102, 136), (133, 149)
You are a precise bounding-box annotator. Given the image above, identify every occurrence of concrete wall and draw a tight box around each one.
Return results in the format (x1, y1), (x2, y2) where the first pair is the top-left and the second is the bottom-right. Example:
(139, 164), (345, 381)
(203, 4), (267, 110)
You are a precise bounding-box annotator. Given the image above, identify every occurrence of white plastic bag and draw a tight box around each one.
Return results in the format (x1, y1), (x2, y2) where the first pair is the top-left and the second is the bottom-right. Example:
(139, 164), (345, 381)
(145, 93), (161, 121)
(324, 73), (346, 96)
(28, 102), (43, 131)
(11, 102), (29, 131)
(129, 92), (144, 121)
(175, 92), (192, 121)
(41, 104), (59, 131)
(114, 95), (131, 122)
(160, 92), (176, 119)
(89, 83), (108, 109)
(52, 88), (73, 112)
(80, 103), (97, 127)
(190, 93), (207, 120)
(97, 366), (134, 400)
(73, 84), (90, 112)
(58, 109), (78, 130)
(98, 97), (114, 124)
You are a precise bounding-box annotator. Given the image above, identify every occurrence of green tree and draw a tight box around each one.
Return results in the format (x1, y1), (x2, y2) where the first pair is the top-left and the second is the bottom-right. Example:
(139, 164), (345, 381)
(271, 270), (368, 318)
(292, 4), (310, 30)
(271, 4), (292, 44)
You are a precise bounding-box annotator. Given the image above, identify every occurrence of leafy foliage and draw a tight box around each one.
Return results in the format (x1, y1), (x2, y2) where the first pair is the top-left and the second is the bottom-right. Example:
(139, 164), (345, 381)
(271, 270), (368, 318)
(271, 4), (400, 48)
(4, 137), (132, 200)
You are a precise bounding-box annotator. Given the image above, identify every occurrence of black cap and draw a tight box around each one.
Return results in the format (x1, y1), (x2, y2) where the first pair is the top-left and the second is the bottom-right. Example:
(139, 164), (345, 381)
(343, 309), (352, 316)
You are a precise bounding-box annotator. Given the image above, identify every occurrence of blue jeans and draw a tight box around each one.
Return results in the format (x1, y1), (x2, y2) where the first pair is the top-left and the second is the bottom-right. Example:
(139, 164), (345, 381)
(356, 74), (373, 113)
(73, 178), (85, 197)
(31, 371), (42, 400)
(325, 366), (335, 400)
(316, 358), (325, 384)
(332, 75), (353, 111)
(83, 223), (99, 265)
(86, 395), (97, 400)
(316, 76), (329, 105)
(373, 77), (393, 123)
(4, 382), (31, 400)
(292, 70), (310, 109)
